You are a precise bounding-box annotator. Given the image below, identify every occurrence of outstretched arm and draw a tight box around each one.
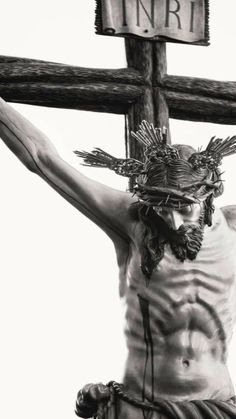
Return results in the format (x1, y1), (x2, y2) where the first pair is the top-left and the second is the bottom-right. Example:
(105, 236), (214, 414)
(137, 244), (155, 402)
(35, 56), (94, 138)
(0, 98), (136, 247)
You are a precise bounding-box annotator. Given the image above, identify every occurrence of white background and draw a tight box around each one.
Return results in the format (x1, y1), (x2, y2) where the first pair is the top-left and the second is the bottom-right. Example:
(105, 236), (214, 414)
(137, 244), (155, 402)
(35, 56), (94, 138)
(0, 1), (236, 418)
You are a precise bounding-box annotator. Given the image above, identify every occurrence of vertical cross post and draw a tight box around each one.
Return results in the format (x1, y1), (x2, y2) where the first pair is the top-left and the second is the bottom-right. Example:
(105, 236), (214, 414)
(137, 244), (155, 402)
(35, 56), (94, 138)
(125, 39), (169, 161)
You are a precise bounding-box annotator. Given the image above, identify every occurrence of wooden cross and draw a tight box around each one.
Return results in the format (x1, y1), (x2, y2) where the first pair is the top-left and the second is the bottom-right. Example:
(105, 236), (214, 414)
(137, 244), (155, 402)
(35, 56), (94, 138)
(1, 31), (236, 160)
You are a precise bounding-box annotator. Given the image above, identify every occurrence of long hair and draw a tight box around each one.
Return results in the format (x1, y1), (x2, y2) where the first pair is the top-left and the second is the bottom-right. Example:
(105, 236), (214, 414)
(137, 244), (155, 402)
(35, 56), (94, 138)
(129, 203), (169, 280)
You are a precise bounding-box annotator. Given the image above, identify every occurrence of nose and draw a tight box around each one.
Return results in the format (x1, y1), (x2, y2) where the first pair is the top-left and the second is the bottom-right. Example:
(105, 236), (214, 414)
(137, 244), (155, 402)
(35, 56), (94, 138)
(170, 211), (183, 230)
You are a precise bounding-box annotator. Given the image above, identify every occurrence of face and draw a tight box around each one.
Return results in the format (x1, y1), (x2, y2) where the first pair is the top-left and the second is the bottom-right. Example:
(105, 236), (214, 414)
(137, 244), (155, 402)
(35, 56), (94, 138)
(153, 203), (205, 262)
(154, 203), (203, 231)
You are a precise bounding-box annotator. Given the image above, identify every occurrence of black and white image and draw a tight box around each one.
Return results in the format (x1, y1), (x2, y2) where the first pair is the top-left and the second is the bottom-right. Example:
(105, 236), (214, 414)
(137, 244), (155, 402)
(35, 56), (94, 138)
(1, 2), (236, 419)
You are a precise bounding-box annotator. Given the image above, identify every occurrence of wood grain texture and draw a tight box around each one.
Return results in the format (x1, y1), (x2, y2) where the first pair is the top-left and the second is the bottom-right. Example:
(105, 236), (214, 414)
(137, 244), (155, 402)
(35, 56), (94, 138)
(125, 39), (169, 159)
(0, 55), (52, 64)
(0, 55), (143, 85)
(164, 90), (236, 124)
(152, 44), (169, 139)
(1, 54), (236, 126)
(154, 89), (170, 133)
(125, 39), (153, 84)
(0, 82), (143, 114)
(153, 43), (167, 85)
(127, 88), (155, 161)
(162, 74), (236, 101)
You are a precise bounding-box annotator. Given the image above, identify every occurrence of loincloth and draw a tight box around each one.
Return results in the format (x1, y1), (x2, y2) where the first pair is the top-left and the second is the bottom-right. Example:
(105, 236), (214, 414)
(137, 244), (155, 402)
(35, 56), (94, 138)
(75, 382), (236, 419)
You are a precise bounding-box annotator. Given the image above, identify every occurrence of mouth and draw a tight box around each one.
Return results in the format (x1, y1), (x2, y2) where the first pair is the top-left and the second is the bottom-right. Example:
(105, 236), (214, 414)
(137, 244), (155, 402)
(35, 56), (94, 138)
(169, 224), (204, 262)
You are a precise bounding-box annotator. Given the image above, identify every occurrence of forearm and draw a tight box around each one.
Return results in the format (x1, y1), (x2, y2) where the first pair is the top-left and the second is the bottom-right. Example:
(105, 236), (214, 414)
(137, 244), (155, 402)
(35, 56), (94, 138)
(0, 98), (109, 205)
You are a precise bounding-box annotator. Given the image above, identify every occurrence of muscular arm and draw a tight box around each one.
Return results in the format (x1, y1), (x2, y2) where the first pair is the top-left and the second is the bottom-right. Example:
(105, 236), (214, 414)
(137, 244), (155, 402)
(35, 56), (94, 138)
(0, 98), (136, 247)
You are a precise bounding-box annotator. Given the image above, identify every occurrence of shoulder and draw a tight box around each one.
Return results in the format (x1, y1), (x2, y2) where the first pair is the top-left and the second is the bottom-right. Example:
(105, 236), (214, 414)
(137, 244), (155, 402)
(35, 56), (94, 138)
(220, 205), (236, 231)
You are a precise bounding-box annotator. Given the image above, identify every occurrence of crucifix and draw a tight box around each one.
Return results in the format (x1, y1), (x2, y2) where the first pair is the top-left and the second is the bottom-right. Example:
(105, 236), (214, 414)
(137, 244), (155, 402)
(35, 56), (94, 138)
(1, 1), (236, 419)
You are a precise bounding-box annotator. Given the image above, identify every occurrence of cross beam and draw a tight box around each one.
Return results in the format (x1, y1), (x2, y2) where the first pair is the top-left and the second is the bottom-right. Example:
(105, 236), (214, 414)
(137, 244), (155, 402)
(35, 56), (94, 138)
(1, 48), (236, 123)
(1, 39), (236, 158)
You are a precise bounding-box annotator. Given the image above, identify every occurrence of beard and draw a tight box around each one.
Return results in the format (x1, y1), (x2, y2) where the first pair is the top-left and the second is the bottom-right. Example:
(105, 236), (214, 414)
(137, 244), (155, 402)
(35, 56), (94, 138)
(169, 223), (204, 262)
(135, 204), (206, 281)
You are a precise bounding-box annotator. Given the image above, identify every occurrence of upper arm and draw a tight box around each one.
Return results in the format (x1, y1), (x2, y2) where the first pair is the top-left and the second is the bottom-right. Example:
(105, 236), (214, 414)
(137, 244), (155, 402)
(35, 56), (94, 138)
(37, 152), (137, 245)
(221, 205), (236, 232)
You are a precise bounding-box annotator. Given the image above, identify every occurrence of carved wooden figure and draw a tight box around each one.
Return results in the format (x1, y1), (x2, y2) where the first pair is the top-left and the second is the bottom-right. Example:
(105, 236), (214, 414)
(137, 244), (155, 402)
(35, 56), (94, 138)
(1, 2), (236, 419)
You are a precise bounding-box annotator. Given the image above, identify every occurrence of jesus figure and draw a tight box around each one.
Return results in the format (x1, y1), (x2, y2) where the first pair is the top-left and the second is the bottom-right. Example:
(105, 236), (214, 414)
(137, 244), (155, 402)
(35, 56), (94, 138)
(1, 97), (236, 419)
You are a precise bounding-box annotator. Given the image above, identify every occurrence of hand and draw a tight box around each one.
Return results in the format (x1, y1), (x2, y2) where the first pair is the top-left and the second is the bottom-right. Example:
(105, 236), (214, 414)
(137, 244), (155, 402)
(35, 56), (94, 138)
(75, 383), (110, 418)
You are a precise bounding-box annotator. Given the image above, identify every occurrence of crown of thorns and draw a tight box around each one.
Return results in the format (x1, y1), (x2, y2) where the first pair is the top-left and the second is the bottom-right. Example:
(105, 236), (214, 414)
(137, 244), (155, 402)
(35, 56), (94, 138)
(74, 121), (236, 209)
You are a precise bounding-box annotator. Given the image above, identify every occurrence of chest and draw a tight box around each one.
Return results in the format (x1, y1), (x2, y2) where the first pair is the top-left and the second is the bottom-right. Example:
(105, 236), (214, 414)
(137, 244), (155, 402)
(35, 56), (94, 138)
(126, 220), (236, 305)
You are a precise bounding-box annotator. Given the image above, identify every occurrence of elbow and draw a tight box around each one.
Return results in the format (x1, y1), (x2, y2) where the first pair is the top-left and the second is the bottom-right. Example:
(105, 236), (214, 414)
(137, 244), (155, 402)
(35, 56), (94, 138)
(35, 149), (61, 179)
(20, 147), (57, 175)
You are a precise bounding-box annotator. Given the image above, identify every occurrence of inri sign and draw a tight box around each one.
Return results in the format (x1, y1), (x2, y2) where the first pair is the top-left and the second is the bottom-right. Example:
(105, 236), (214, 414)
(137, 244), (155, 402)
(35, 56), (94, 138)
(95, 0), (209, 45)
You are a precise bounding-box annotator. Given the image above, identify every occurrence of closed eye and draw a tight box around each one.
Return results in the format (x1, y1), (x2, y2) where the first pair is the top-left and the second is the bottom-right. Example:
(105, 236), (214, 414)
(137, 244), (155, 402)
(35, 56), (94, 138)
(178, 206), (192, 215)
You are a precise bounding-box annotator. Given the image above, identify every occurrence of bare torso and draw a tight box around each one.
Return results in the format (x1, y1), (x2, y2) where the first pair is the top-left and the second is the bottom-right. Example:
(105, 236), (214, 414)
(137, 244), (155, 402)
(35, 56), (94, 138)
(119, 207), (236, 404)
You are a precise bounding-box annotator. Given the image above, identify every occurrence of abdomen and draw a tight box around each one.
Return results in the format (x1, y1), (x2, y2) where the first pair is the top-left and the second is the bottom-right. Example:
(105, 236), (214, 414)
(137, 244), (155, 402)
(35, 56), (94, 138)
(123, 227), (236, 401)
